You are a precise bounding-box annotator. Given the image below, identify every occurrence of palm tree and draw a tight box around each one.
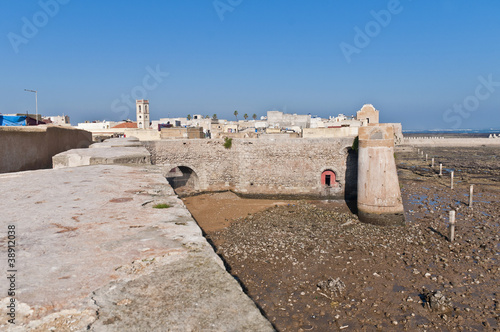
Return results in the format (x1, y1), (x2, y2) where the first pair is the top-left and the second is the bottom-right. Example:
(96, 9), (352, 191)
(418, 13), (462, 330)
(243, 113), (248, 120)
(252, 114), (257, 120)
(187, 114), (191, 120)
(205, 115), (210, 119)
(212, 114), (218, 120)
(234, 110), (238, 121)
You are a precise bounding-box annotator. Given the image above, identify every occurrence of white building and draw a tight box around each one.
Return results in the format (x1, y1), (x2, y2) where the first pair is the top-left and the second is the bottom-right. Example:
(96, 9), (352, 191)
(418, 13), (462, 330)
(46, 115), (70, 126)
(76, 120), (119, 130)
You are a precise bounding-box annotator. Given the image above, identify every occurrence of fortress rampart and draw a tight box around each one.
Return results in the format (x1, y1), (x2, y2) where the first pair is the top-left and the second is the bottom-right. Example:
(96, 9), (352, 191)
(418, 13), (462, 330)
(144, 137), (358, 199)
(0, 126), (92, 173)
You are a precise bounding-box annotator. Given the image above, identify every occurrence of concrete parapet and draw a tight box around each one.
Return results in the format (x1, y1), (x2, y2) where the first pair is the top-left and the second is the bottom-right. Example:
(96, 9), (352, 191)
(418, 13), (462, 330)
(0, 125), (92, 173)
(357, 125), (405, 226)
(89, 137), (142, 148)
(53, 146), (151, 168)
(53, 137), (150, 168)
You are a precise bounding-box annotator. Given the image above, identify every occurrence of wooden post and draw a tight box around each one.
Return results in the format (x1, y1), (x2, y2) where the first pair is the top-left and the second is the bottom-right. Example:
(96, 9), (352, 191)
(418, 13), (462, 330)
(469, 185), (474, 208)
(439, 163), (443, 176)
(450, 171), (454, 189)
(431, 158), (435, 167)
(426, 154), (428, 162)
(449, 210), (456, 242)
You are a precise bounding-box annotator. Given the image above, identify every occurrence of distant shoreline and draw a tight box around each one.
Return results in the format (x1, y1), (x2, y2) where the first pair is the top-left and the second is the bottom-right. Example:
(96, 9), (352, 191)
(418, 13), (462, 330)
(403, 132), (494, 138)
(403, 129), (500, 138)
(400, 136), (500, 147)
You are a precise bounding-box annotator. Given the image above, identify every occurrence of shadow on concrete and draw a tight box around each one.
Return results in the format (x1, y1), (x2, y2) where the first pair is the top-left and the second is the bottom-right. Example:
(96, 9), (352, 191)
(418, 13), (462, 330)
(344, 148), (358, 214)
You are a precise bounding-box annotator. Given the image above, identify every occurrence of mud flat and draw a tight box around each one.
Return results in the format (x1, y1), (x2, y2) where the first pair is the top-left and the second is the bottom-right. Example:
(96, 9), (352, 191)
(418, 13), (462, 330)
(182, 191), (295, 233)
(186, 145), (499, 331)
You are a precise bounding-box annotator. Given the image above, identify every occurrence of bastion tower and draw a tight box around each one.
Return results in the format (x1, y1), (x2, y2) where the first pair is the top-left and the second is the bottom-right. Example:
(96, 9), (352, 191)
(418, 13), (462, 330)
(136, 99), (150, 129)
(357, 123), (405, 226)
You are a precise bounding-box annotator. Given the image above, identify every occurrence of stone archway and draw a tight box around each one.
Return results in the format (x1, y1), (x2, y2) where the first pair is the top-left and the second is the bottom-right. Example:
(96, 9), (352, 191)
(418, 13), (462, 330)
(166, 166), (200, 196)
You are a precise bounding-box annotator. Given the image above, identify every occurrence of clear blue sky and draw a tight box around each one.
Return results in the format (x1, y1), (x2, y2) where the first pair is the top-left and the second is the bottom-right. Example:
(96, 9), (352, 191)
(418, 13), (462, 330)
(1, 0), (500, 130)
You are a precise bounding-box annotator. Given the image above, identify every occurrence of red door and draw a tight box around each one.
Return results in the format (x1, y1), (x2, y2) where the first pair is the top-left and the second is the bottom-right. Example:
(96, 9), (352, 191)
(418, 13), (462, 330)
(321, 170), (336, 186)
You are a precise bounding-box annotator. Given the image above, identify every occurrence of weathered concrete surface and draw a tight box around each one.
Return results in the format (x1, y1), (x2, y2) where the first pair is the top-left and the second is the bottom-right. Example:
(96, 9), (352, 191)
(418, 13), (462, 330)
(357, 125), (405, 226)
(0, 126), (92, 173)
(53, 147), (151, 168)
(90, 137), (143, 148)
(53, 137), (150, 169)
(0, 165), (274, 331)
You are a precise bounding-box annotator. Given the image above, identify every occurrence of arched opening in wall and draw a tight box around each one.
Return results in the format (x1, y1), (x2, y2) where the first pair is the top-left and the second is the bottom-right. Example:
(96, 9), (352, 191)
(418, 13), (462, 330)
(321, 170), (337, 187)
(166, 166), (199, 196)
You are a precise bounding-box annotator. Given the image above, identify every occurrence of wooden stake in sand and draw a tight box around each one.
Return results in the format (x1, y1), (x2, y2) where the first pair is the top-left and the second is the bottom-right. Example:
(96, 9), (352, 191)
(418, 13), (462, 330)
(469, 184), (474, 208)
(439, 163), (443, 176)
(449, 210), (456, 242)
(450, 171), (454, 189)
(431, 158), (435, 167)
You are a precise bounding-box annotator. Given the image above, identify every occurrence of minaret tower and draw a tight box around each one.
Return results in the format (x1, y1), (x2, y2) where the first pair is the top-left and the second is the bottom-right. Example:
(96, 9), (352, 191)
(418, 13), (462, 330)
(136, 100), (150, 129)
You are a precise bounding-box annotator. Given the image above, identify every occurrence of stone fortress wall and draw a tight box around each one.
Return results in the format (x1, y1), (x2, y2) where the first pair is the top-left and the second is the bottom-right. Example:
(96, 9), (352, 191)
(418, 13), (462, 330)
(144, 137), (357, 199)
(0, 126), (92, 173)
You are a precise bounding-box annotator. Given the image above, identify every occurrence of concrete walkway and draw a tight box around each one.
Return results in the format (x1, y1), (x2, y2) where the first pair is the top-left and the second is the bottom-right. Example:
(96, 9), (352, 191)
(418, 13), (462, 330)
(0, 144), (273, 331)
